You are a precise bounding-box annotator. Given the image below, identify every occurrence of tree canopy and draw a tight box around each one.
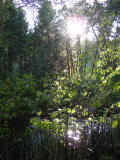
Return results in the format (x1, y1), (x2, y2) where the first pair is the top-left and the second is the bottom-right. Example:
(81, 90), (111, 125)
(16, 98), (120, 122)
(0, 0), (119, 121)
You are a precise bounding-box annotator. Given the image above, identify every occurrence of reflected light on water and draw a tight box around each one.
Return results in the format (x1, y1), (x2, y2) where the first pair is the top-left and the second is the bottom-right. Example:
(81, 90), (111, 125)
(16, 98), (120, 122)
(67, 130), (73, 136)
(73, 136), (80, 141)
(68, 142), (72, 146)
(67, 130), (80, 142)
(76, 130), (81, 134)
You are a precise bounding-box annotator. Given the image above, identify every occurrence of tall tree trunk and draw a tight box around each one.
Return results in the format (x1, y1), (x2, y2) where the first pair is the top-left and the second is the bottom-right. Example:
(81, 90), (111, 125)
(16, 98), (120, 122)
(66, 39), (71, 76)
(8, 51), (13, 73)
(69, 49), (75, 74)
(19, 52), (23, 75)
(76, 36), (81, 73)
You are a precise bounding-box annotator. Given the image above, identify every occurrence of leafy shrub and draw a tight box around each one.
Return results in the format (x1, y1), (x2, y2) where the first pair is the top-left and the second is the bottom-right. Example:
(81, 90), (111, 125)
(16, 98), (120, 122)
(0, 74), (37, 119)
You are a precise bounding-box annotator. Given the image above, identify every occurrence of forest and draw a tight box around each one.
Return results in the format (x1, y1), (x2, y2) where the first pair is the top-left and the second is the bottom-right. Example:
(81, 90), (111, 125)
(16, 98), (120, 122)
(0, 0), (120, 160)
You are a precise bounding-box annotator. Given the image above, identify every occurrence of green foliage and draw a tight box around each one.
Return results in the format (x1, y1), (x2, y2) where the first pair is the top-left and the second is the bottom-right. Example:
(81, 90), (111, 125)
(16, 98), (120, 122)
(0, 0), (28, 77)
(0, 74), (37, 119)
(30, 117), (64, 136)
(26, 0), (64, 78)
(100, 155), (115, 160)
(90, 65), (120, 109)
(36, 90), (52, 112)
(112, 119), (118, 128)
(0, 1), (120, 159)
(0, 0), (119, 124)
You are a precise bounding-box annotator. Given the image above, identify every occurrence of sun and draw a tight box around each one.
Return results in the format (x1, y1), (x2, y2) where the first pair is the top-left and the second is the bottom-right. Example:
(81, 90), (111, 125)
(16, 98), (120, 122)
(66, 15), (87, 37)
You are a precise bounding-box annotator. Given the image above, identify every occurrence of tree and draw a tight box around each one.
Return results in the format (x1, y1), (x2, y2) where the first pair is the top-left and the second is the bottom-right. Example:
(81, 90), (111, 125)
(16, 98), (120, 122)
(29, 0), (64, 77)
(0, 0), (28, 78)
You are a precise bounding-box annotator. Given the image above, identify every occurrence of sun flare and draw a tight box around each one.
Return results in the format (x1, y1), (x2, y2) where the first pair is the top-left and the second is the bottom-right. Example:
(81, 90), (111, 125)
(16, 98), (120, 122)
(66, 15), (87, 38)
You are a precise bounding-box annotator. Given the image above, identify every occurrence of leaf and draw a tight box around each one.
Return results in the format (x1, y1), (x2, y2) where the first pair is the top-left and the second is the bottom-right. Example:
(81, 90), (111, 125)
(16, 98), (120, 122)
(71, 109), (76, 114)
(118, 102), (120, 108)
(112, 120), (118, 128)
(50, 111), (59, 119)
(36, 111), (42, 116)
(88, 117), (92, 121)
(66, 108), (71, 113)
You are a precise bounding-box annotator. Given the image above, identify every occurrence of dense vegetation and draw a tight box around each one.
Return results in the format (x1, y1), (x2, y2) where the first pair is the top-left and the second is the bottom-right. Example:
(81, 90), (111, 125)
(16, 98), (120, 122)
(0, 0), (120, 160)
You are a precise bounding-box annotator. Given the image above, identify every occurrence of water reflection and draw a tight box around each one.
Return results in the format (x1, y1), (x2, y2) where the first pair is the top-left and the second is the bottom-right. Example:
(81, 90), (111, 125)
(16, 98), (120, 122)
(67, 130), (73, 136)
(67, 129), (81, 144)
(65, 118), (110, 147)
(0, 117), (119, 160)
(73, 136), (80, 141)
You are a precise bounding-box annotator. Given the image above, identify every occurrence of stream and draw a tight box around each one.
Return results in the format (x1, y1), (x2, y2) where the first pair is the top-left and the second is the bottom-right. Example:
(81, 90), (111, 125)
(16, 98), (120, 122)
(0, 116), (120, 160)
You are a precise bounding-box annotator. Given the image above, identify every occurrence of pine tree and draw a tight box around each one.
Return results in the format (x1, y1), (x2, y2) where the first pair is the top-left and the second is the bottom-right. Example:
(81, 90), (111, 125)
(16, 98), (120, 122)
(0, 0), (28, 78)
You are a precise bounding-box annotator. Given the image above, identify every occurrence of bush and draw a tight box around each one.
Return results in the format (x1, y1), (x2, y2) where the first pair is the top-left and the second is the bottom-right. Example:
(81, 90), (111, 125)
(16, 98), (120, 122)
(0, 74), (37, 120)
